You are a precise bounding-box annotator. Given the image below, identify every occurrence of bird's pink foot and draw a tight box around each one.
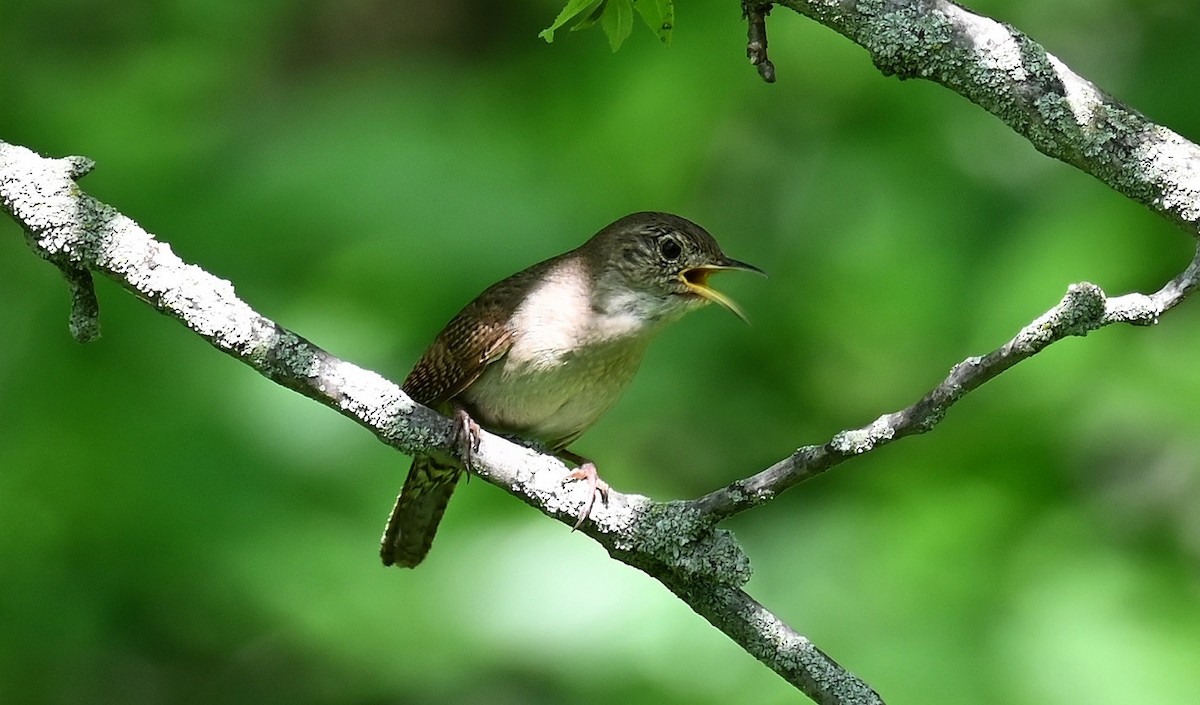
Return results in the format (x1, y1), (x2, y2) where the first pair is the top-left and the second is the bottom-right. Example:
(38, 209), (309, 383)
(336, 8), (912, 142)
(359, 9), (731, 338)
(565, 461), (609, 530)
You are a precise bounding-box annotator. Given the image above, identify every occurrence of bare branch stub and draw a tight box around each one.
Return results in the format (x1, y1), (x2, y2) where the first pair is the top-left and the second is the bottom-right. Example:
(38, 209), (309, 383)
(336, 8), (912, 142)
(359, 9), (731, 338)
(64, 265), (101, 342)
(744, 1), (777, 83)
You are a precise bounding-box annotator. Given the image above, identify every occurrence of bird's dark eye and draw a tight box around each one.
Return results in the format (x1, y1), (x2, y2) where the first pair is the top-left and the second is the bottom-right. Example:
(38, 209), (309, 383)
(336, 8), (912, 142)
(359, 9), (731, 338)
(658, 236), (683, 261)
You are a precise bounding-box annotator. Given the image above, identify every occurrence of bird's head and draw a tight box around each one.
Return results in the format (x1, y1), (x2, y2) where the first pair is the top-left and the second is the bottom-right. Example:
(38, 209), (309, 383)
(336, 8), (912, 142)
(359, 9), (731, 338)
(585, 212), (764, 325)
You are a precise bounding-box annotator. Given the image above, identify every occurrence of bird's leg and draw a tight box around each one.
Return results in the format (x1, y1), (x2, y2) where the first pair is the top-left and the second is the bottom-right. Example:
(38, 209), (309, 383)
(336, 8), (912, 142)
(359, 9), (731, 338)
(558, 449), (610, 530)
(451, 404), (481, 476)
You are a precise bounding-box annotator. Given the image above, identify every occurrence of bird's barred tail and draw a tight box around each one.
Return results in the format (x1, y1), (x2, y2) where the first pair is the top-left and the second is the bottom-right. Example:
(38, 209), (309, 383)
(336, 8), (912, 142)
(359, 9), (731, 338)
(380, 456), (463, 568)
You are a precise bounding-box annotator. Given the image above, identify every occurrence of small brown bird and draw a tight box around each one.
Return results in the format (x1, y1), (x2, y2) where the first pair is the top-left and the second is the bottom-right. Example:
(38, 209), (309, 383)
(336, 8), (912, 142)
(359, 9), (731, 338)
(381, 212), (762, 568)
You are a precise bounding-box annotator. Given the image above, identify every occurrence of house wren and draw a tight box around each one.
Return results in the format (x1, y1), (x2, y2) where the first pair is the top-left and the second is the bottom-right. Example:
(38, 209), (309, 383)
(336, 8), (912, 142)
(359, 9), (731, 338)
(381, 211), (762, 568)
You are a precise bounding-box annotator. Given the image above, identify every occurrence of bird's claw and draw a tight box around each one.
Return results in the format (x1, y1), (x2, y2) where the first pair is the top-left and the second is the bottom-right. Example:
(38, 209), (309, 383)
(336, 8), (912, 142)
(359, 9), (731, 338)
(565, 462), (609, 531)
(452, 407), (481, 473)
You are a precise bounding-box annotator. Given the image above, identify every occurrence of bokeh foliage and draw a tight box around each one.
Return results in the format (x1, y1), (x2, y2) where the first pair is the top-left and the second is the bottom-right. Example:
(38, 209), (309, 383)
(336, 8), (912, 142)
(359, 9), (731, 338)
(3, 1), (1200, 703)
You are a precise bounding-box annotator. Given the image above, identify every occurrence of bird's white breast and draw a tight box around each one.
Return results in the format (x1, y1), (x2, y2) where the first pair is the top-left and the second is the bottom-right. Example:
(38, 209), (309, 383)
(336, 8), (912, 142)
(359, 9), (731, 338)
(459, 258), (662, 449)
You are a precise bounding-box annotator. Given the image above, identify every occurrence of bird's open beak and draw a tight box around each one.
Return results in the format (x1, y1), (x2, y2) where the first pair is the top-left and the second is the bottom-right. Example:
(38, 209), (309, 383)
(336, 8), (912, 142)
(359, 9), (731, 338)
(680, 257), (766, 323)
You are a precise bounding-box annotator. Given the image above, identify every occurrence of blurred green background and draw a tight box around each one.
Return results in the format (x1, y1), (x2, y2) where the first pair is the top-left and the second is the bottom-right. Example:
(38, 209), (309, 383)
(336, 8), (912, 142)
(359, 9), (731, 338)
(3, 1), (1200, 703)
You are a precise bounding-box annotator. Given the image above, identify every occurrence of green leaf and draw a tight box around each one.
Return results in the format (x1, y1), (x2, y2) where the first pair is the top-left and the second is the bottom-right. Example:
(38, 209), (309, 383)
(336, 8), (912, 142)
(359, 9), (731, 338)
(539, 0), (604, 43)
(634, 0), (674, 45)
(600, 0), (634, 52)
(570, 0), (608, 32)
(540, 0), (672, 49)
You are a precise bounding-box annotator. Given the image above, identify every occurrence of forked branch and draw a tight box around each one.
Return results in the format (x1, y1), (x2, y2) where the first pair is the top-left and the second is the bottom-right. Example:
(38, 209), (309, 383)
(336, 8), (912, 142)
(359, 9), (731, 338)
(0, 140), (879, 705)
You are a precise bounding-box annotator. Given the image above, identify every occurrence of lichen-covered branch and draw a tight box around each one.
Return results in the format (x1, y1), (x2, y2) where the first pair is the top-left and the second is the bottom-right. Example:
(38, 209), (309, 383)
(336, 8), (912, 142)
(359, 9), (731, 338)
(657, 576), (884, 705)
(776, 0), (1200, 235)
(0, 142), (454, 456)
(1, 139), (878, 705)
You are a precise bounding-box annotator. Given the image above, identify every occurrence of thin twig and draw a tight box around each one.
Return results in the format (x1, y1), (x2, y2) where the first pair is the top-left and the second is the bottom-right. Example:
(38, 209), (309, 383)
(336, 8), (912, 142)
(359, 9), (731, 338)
(691, 249), (1200, 521)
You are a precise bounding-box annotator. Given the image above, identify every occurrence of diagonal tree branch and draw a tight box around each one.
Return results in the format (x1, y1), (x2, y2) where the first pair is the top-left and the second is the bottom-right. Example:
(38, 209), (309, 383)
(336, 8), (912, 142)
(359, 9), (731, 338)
(774, 0), (1200, 236)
